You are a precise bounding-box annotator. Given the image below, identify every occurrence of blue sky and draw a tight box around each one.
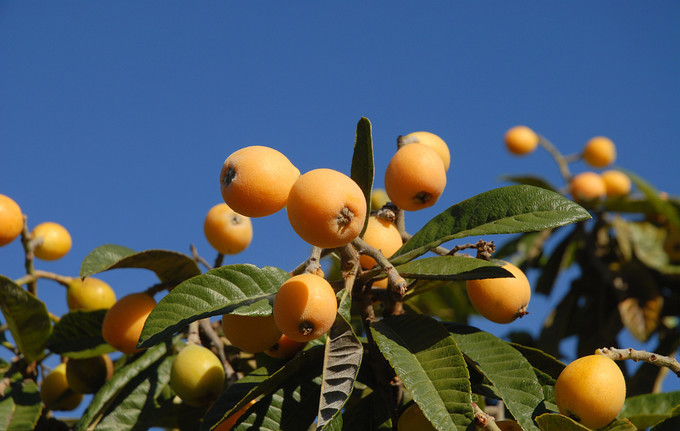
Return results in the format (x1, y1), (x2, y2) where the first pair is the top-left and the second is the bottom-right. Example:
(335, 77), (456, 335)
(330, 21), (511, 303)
(1, 1), (679, 412)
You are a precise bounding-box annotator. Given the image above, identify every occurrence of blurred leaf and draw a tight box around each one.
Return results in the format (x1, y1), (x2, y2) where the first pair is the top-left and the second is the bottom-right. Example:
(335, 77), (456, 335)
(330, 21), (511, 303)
(138, 264), (288, 349)
(498, 174), (559, 192)
(618, 296), (663, 342)
(535, 413), (589, 430)
(623, 221), (680, 275)
(623, 168), (680, 229)
(341, 390), (392, 430)
(351, 117), (374, 236)
(392, 255), (512, 281)
(651, 415), (680, 430)
(202, 346), (324, 430)
(0, 275), (52, 362)
(371, 314), (474, 430)
(508, 343), (565, 381)
(76, 338), (175, 431)
(317, 315), (363, 430)
(404, 279), (473, 322)
(392, 185), (590, 265)
(446, 324), (545, 431)
(535, 228), (578, 295)
(537, 289), (579, 357)
(80, 245), (201, 283)
(48, 309), (114, 358)
(0, 372), (42, 431)
(619, 391), (680, 429)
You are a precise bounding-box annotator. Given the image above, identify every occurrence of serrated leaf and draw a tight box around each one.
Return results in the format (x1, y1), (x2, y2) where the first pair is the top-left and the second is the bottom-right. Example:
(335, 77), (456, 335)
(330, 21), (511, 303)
(393, 255), (513, 281)
(80, 245), (201, 283)
(535, 413), (590, 430)
(48, 310), (114, 358)
(0, 276), (52, 362)
(391, 185), (590, 265)
(446, 323), (545, 431)
(317, 315), (363, 430)
(371, 314), (474, 430)
(619, 391), (680, 429)
(75, 338), (173, 430)
(499, 175), (559, 192)
(351, 117), (374, 236)
(0, 375), (42, 431)
(138, 264), (289, 349)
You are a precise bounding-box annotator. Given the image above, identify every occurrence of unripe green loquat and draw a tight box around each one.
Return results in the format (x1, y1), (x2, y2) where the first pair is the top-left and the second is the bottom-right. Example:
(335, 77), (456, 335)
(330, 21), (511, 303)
(66, 276), (117, 312)
(170, 344), (225, 406)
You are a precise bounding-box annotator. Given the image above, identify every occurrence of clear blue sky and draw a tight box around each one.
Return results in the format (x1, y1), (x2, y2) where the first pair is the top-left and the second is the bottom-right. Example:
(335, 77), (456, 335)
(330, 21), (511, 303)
(1, 1), (679, 414)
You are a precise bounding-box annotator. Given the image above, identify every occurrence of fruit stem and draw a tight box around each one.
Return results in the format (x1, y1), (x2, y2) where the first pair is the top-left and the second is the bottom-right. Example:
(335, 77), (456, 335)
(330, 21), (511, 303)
(537, 135), (573, 182)
(597, 347), (680, 377)
(190, 244), (213, 270)
(198, 318), (236, 382)
(187, 321), (201, 345)
(472, 403), (502, 430)
(19, 215), (38, 296)
(14, 270), (73, 288)
(352, 237), (407, 296)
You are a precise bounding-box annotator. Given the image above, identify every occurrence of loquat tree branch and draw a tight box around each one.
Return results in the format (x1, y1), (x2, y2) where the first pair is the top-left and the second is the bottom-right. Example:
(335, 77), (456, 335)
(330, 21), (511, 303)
(14, 269), (73, 288)
(352, 237), (407, 296)
(537, 135), (573, 182)
(472, 403), (502, 431)
(597, 347), (680, 377)
(19, 215), (40, 296)
(190, 244), (213, 271)
(198, 318), (236, 382)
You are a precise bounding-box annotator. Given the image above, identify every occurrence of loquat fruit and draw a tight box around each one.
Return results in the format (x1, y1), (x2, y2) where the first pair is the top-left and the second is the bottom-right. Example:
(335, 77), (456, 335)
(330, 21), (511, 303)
(66, 276), (117, 312)
(583, 136), (616, 168)
(273, 273), (337, 342)
(554, 354), (626, 429)
(204, 203), (253, 255)
(220, 146), (300, 218)
(264, 333), (307, 360)
(465, 262), (530, 324)
(370, 188), (390, 211)
(65, 354), (114, 394)
(397, 403), (436, 431)
(221, 313), (282, 354)
(40, 362), (84, 411)
(32, 221), (72, 261)
(101, 292), (156, 355)
(570, 171), (607, 202)
(504, 125), (540, 156)
(359, 215), (402, 270)
(399, 131), (451, 171)
(0, 194), (23, 247)
(170, 344), (225, 406)
(601, 169), (632, 198)
(286, 168), (367, 248)
(384, 143), (447, 212)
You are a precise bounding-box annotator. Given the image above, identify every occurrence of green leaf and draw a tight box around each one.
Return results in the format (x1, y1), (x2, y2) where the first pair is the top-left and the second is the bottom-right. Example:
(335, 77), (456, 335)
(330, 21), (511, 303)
(391, 185), (591, 265)
(341, 390), (392, 430)
(446, 323), (545, 431)
(393, 255), (513, 281)
(317, 315), (363, 430)
(0, 373), (42, 431)
(80, 245), (201, 283)
(499, 175), (559, 192)
(138, 264), (289, 349)
(202, 346), (325, 430)
(508, 343), (565, 381)
(535, 413), (589, 430)
(75, 338), (174, 431)
(0, 276), (52, 362)
(351, 117), (374, 236)
(619, 391), (680, 429)
(535, 228), (578, 295)
(651, 415), (680, 430)
(371, 314), (474, 430)
(48, 310), (114, 358)
(622, 168), (680, 229)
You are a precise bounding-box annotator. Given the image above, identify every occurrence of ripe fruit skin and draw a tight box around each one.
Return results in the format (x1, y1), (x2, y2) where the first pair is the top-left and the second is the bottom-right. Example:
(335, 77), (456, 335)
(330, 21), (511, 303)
(601, 170), (631, 197)
(32, 221), (72, 261)
(264, 334), (307, 359)
(504, 125), (539, 156)
(66, 277), (117, 312)
(397, 403), (436, 431)
(0, 194), (23, 247)
(554, 354), (626, 429)
(221, 314), (282, 354)
(400, 131), (451, 171)
(286, 168), (367, 248)
(204, 203), (253, 255)
(466, 262), (531, 324)
(570, 171), (607, 202)
(384, 143), (447, 212)
(66, 355), (114, 394)
(220, 146), (300, 218)
(273, 273), (338, 342)
(101, 292), (156, 355)
(359, 215), (402, 270)
(583, 136), (616, 168)
(40, 363), (84, 411)
(170, 344), (225, 406)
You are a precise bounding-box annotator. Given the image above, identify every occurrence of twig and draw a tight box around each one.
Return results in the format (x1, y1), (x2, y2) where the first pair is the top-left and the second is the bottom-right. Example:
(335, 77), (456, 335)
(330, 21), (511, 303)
(447, 240), (496, 261)
(14, 270), (73, 288)
(303, 247), (322, 275)
(597, 347), (680, 377)
(190, 244), (213, 270)
(537, 135), (573, 182)
(472, 403), (502, 430)
(198, 318), (236, 382)
(214, 252), (225, 269)
(19, 215), (39, 295)
(352, 237), (407, 296)
(186, 321), (201, 345)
